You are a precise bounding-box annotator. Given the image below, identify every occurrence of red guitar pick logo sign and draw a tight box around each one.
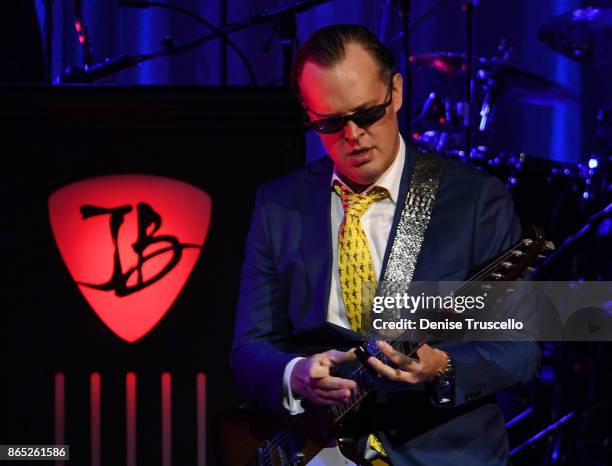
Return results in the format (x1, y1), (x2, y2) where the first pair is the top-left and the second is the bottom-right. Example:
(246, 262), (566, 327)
(49, 175), (212, 343)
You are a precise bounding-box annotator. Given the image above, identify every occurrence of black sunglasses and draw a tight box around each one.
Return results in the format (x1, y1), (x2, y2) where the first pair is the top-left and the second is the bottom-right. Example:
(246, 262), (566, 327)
(304, 79), (394, 134)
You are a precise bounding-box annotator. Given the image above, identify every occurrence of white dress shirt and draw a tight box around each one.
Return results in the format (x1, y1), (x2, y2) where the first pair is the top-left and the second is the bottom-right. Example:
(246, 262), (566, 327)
(283, 136), (406, 413)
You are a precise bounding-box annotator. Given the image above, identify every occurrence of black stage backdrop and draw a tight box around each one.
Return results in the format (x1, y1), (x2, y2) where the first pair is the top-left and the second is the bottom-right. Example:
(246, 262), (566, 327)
(0, 85), (304, 466)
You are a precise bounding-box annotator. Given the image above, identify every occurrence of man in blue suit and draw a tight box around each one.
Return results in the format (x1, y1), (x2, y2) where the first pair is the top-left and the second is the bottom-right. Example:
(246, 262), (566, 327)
(232, 24), (539, 465)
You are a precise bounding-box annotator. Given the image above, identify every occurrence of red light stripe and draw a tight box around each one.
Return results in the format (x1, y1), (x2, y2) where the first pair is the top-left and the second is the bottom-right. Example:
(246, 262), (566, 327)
(126, 373), (137, 466)
(161, 373), (172, 466)
(54, 373), (65, 466)
(90, 373), (101, 466)
(196, 373), (206, 466)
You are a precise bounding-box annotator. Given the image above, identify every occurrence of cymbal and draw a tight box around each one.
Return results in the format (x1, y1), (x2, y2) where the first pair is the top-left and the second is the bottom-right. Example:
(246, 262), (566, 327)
(488, 65), (579, 105)
(410, 52), (578, 105)
(539, 7), (612, 67)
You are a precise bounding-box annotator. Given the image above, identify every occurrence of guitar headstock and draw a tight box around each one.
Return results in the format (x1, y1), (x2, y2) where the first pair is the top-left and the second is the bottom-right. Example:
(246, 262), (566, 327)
(467, 225), (554, 281)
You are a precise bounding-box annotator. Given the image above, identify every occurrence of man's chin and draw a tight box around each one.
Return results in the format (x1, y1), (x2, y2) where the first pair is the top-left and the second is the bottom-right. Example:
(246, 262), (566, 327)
(342, 169), (380, 188)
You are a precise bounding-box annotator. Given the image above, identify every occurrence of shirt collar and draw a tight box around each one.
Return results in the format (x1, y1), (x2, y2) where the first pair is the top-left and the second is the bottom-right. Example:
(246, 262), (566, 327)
(331, 135), (405, 204)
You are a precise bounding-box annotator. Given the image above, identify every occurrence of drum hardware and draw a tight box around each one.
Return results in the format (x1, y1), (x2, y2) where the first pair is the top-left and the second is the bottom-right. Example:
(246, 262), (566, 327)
(411, 92), (469, 129)
(477, 38), (511, 133)
(410, 52), (579, 106)
(539, 7), (612, 68)
(410, 43), (580, 169)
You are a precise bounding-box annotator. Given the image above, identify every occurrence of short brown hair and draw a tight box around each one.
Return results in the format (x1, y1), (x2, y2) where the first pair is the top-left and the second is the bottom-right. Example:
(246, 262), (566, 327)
(289, 24), (396, 100)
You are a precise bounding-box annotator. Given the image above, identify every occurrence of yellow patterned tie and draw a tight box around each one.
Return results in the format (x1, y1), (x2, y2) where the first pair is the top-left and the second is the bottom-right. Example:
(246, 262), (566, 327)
(333, 182), (390, 460)
(333, 182), (389, 334)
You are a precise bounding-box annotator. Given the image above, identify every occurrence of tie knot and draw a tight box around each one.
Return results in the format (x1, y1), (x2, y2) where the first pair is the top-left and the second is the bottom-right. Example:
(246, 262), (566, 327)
(333, 182), (390, 218)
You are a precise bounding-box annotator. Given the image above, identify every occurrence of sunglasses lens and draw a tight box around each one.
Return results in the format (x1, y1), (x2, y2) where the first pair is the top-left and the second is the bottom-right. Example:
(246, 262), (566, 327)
(352, 106), (386, 128)
(314, 117), (345, 134)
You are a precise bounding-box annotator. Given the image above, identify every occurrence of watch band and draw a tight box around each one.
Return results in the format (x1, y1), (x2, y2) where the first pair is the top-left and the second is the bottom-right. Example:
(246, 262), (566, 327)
(432, 352), (455, 404)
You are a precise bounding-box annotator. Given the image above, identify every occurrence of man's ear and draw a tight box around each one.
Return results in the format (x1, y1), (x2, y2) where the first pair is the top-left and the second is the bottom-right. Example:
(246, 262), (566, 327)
(392, 72), (403, 113)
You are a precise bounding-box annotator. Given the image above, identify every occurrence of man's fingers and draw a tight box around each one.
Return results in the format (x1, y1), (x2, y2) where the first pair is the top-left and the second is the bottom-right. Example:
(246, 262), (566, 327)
(312, 388), (352, 403)
(309, 364), (329, 378)
(308, 356), (334, 378)
(314, 376), (357, 391)
(368, 356), (420, 384)
(376, 341), (417, 369)
(415, 344), (435, 360)
(325, 349), (357, 364)
(308, 349), (356, 378)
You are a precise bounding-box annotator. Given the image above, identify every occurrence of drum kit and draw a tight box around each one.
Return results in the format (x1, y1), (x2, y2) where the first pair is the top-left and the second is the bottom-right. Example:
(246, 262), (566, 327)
(409, 6), (611, 278)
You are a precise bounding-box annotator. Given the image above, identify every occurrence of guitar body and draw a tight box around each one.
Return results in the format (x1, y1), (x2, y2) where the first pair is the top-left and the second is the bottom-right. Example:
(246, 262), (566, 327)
(215, 403), (380, 466)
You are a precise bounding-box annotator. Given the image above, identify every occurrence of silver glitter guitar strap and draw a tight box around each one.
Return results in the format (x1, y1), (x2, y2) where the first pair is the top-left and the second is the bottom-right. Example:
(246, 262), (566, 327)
(382, 153), (444, 284)
(363, 153), (444, 367)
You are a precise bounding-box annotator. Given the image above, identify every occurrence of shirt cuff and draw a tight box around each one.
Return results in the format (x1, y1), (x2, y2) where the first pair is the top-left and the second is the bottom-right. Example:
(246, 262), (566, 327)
(282, 357), (306, 415)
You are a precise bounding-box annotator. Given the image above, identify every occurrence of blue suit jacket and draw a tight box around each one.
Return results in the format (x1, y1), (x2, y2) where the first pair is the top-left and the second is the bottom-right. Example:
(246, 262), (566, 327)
(232, 146), (540, 466)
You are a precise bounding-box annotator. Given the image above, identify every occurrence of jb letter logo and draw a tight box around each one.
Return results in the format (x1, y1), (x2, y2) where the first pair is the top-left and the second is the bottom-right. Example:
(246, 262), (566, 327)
(49, 175), (212, 342)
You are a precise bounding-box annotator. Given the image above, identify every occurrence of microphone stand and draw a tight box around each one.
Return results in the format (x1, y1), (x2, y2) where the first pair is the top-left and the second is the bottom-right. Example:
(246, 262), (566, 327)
(533, 202), (612, 280)
(72, 0), (94, 66)
(43, 0), (54, 82)
(251, 0), (333, 85)
(56, 0), (335, 84)
(399, 0), (411, 139)
(463, 0), (477, 162)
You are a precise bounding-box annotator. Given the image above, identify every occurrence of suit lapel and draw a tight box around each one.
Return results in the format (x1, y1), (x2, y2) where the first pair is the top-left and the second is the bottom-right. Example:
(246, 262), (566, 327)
(300, 157), (334, 328)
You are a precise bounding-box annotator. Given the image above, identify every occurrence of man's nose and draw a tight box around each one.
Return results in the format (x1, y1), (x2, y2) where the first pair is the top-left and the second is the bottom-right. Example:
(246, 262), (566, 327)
(343, 119), (365, 143)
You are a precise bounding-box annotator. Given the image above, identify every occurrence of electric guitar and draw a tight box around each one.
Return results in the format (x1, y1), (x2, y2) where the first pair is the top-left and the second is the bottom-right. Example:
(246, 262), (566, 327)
(218, 226), (552, 466)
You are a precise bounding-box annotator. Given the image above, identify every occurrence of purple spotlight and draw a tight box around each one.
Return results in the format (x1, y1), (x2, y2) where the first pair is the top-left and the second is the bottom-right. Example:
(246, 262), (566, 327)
(508, 176), (518, 186)
(598, 219), (612, 237)
(539, 366), (555, 383)
(588, 158), (599, 169)
(583, 191), (590, 199)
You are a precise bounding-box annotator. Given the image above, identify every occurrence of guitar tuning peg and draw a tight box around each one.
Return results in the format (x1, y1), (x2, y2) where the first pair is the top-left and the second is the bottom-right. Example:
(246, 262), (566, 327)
(527, 267), (536, 273)
(544, 241), (555, 251)
(537, 255), (546, 260)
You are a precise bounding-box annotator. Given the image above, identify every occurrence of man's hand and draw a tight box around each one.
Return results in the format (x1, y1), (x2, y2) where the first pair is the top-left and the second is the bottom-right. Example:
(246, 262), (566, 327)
(290, 349), (357, 405)
(368, 341), (448, 384)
